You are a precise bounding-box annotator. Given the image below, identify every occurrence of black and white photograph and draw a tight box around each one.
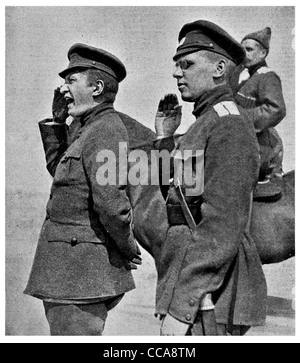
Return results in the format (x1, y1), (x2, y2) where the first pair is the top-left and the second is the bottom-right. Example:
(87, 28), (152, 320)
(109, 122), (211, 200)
(4, 3), (296, 342)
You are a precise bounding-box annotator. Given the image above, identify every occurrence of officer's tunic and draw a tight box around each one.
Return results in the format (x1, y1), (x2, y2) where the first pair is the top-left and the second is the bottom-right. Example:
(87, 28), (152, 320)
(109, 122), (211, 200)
(231, 62), (286, 177)
(24, 103), (138, 302)
(155, 86), (267, 327)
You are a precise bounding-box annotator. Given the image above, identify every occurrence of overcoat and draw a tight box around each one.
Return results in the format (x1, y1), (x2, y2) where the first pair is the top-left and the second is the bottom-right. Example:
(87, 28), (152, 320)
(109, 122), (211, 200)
(24, 103), (141, 302)
(230, 62), (286, 176)
(154, 86), (267, 327)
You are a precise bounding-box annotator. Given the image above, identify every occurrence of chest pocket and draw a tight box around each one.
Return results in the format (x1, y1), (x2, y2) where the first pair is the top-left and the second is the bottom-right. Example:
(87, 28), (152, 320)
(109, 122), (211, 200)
(54, 143), (83, 184)
(60, 145), (82, 162)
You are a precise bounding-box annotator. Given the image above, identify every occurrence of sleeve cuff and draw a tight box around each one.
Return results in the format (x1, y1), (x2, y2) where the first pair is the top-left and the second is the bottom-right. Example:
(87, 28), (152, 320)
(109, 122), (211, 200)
(168, 288), (206, 324)
(43, 121), (65, 126)
(39, 118), (68, 142)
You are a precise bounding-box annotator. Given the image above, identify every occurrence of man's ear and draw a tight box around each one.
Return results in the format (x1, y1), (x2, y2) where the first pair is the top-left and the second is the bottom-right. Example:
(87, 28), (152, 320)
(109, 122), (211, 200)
(213, 59), (226, 79)
(92, 79), (104, 96)
(259, 48), (267, 60)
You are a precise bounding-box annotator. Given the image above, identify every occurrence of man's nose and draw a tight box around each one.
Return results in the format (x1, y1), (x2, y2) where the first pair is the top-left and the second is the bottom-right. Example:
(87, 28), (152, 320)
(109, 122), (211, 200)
(244, 50), (251, 59)
(60, 83), (68, 94)
(173, 66), (183, 79)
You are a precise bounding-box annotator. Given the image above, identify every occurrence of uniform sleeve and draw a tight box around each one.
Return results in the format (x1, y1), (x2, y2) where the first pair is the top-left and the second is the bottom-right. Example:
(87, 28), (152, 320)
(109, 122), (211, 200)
(168, 118), (259, 323)
(39, 119), (69, 177)
(154, 136), (178, 199)
(82, 116), (138, 261)
(244, 72), (286, 132)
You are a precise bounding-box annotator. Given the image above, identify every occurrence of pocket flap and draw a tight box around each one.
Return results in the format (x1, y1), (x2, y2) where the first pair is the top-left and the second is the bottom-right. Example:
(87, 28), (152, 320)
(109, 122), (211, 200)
(46, 221), (106, 245)
(60, 143), (82, 162)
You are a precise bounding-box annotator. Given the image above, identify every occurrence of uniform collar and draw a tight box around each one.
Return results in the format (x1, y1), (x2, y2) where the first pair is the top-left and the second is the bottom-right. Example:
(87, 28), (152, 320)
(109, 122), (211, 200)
(79, 102), (115, 127)
(193, 85), (234, 117)
(247, 60), (267, 76)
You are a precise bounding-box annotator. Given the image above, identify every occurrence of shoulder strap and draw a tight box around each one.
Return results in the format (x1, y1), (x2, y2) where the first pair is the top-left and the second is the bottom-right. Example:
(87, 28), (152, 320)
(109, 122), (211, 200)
(257, 66), (272, 74)
(213, 101), (240, 117)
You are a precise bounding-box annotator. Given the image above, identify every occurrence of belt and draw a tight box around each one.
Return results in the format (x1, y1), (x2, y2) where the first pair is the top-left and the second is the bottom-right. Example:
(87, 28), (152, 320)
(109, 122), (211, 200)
(167, 204), (201, 226)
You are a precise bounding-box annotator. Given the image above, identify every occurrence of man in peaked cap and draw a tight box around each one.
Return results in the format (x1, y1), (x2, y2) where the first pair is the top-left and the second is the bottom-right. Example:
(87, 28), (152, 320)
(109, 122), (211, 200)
(153, 20), (267, 335)
(230, 27), (286, 201)
(24, 43), (146, 335)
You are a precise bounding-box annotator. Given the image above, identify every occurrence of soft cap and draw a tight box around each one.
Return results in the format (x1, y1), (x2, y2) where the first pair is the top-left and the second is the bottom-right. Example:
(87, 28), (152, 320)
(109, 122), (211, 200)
(59, 43), (126, 82)
(242, 27), (271, 52)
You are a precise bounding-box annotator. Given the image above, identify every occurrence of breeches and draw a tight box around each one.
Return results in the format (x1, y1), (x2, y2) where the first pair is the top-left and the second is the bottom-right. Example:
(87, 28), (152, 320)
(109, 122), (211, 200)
(43, 295), (123, 336)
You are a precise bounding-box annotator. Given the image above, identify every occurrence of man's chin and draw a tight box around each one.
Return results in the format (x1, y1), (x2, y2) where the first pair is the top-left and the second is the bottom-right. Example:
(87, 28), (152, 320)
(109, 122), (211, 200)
(181, 95), (195, 103)
(68, 111), (76, 117)
(243, 60), (256, 68)
(180, 92), (194, 103)
(68, 107), (83, 118)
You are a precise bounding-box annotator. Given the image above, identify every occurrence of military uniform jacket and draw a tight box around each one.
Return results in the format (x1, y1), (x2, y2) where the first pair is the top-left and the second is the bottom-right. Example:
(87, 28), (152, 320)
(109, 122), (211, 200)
(24, 103), (139, 302)
(231, 63), (286, 173)
(232, 62), (286, 133)
(155, 86), (267, 326)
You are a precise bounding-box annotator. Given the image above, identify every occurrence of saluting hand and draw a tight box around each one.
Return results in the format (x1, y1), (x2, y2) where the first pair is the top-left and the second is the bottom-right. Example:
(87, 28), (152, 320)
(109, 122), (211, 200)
(52, 87), (69, 123)
(155, 94), (182, 138)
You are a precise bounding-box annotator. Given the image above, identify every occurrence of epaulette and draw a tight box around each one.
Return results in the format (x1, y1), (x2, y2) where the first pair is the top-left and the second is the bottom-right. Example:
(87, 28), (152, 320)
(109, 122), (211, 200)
(257, 66), (272, 74)
(213, 101), (240, 117)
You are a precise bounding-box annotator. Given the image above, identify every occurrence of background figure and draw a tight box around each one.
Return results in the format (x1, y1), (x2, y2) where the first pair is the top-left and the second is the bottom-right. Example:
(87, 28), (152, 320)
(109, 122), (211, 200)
(24, 43), (142, 335)
(154, 20), (267, 336)
(230, 27), (286, 201)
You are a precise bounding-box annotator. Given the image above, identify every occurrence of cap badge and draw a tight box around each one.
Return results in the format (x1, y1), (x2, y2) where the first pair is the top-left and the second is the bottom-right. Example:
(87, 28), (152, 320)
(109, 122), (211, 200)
(178, 37), (186, 46)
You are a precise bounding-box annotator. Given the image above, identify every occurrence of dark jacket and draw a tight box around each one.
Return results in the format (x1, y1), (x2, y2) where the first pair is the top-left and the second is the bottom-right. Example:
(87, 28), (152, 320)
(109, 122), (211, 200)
(155, 86), (267, 327)
(24, 103), (139, 301)
(231, 63), (286, 132)
(230, 63), (286, 177)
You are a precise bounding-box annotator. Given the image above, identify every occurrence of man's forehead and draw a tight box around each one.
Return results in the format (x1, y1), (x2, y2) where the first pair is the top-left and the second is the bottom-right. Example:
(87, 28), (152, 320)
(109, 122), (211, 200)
(175, 51), (203, 64)
(65, 69), (88, 80)
(241, 38), (260, 49)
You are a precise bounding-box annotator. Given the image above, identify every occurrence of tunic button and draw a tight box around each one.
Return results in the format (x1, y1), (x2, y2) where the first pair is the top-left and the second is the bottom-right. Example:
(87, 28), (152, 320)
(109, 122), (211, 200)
(186, 314), (192, 321)
(189, 299), (195, 307)
(71, 237), (78, 246)
(92, 61), (96, 65)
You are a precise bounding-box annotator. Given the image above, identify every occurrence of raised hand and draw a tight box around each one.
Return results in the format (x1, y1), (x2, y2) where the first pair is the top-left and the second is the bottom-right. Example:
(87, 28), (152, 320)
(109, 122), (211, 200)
(52, 87), (69, 123)
(155, 94), (182, 138)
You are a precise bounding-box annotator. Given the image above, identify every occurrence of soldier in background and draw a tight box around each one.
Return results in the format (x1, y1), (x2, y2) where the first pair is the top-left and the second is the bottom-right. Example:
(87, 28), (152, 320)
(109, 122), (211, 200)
(230, 27), (286, 201)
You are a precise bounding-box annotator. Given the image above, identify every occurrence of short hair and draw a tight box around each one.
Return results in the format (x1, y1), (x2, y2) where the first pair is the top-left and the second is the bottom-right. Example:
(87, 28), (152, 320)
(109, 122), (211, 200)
(83, 68), (119, 104)
(202, 50), (236, 83)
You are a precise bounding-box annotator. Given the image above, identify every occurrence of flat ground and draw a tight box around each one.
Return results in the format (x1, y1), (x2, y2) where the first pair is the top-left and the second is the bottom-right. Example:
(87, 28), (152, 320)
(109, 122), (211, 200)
(5, 190), (295, 337)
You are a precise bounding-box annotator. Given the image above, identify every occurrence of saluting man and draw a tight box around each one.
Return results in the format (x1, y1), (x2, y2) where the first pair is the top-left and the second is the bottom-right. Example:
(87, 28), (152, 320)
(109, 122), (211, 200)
(154, 20), (267, 336)
(24, 43), (142, 335)
(230, 27), (286, 200)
